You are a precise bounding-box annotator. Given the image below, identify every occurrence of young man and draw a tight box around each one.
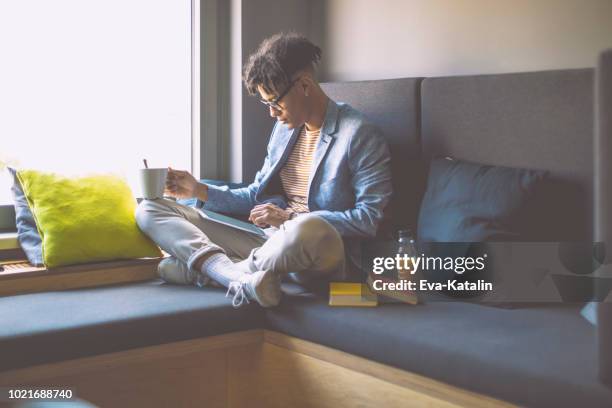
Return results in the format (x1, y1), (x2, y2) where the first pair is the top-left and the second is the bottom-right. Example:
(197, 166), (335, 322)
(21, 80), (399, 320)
(136, 32), (392, 308)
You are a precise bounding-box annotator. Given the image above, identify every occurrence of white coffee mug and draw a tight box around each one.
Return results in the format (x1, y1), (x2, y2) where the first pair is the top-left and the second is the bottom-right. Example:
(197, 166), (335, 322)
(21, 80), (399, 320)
(139, 168), (168, 199)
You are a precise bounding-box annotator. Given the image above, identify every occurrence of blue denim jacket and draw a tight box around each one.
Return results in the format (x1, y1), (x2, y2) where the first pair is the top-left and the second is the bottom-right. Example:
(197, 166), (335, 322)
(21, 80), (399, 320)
(203, 100), (392, 269)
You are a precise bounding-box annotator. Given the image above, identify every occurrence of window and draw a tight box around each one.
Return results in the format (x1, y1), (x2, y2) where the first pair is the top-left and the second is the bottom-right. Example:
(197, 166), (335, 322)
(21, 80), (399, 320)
(0, 0), (197, 294)
(0, 0), (193, 205)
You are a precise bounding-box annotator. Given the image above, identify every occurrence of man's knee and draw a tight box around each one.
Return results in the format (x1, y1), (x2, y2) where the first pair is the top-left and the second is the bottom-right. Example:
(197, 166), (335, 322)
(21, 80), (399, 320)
(288, 214), (337, 242)
(135, 199), (171, 232)
(285, 215), (344, 267)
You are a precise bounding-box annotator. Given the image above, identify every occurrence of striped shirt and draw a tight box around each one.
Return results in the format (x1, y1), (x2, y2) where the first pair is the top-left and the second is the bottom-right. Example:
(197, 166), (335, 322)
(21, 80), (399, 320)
(279, 126), (321, 213)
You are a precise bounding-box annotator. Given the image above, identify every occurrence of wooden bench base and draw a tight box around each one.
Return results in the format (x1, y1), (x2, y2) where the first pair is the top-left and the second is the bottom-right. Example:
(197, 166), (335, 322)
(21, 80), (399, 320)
(0, 258), (162, 297)
(0, 330), (515, 408)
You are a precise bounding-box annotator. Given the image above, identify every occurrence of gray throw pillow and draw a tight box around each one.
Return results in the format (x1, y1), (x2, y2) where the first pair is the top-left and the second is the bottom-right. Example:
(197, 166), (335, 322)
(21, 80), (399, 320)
(7, 167), (44, 266)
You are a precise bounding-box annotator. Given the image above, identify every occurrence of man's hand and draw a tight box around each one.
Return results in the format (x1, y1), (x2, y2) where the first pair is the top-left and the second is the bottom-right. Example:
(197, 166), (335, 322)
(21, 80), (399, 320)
(249, 203), (292, 228)
(165, 167), (206, 200)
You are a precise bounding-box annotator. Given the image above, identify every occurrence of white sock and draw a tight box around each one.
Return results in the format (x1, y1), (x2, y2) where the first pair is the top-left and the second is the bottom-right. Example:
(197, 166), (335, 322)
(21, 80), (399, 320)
(201, 253), (249, 288)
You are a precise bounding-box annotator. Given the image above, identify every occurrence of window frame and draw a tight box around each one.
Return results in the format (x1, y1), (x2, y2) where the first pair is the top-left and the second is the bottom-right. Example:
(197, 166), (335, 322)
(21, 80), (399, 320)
(0, 205), (15, 232)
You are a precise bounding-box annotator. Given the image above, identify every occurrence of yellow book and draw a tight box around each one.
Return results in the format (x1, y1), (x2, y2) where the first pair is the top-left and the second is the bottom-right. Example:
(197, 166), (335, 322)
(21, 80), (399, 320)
(329, 283), (378, 307)
(329, 282), (365, 296)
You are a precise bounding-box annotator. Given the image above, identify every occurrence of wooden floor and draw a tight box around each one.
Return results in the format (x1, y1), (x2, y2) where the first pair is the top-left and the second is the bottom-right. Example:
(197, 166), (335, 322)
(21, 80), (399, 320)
(0, 330), (515, 408)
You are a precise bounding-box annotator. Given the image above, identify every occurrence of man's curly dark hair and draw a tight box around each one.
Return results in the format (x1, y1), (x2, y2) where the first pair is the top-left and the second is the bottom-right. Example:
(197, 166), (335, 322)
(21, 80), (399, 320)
(243, 32), (322, 96)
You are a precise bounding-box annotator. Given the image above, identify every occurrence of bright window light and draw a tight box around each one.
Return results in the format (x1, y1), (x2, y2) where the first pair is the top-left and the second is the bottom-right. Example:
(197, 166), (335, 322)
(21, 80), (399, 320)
(0, 0), (192, 203)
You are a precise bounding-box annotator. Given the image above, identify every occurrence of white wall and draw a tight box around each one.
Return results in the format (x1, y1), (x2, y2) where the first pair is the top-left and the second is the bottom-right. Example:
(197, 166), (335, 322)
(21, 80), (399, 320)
(226, 0), (612, 181)
(315, 0), (612, 80)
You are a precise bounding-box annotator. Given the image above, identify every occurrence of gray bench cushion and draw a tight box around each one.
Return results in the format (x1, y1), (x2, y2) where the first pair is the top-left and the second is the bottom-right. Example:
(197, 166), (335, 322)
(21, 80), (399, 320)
(0, 281), (264, 371)
(266, 294), (612, 408)
(2, 281), (611, 407)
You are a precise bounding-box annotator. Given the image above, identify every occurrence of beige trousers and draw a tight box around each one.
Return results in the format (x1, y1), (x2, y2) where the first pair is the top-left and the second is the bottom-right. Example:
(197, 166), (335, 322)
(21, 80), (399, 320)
(135, 198), (345, 284)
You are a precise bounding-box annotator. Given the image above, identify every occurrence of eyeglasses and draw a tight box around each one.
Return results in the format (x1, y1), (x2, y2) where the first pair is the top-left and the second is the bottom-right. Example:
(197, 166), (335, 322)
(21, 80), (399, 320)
(259, 77), (300, 111)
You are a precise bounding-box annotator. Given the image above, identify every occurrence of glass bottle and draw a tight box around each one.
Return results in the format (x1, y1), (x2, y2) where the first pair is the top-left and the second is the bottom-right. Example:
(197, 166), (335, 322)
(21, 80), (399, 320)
(396, 229), (417, 281)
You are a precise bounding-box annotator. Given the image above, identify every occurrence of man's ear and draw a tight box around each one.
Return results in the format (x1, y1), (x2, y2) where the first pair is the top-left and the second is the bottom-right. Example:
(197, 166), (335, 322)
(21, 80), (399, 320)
(300, 75), (314, 96)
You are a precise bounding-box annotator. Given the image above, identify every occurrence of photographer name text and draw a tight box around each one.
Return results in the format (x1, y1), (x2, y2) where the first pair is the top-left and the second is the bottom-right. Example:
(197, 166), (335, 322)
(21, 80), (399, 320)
(371, 278), (492, 291)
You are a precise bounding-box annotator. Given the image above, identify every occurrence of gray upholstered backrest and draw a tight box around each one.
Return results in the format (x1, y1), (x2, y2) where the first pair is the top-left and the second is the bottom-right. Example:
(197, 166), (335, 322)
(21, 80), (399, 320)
(421, 69), (594, 240)
(596, 49), (612, 387)
(321, 78), (423, 234)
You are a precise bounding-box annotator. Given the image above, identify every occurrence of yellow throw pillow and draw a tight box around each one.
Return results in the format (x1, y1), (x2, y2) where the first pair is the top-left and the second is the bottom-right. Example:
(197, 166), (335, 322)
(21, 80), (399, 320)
(17, 169), (162, 267)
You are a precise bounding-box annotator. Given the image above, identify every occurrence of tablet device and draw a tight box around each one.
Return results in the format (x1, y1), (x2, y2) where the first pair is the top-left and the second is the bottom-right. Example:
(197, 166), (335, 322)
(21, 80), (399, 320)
(198, 208), (267, 238)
